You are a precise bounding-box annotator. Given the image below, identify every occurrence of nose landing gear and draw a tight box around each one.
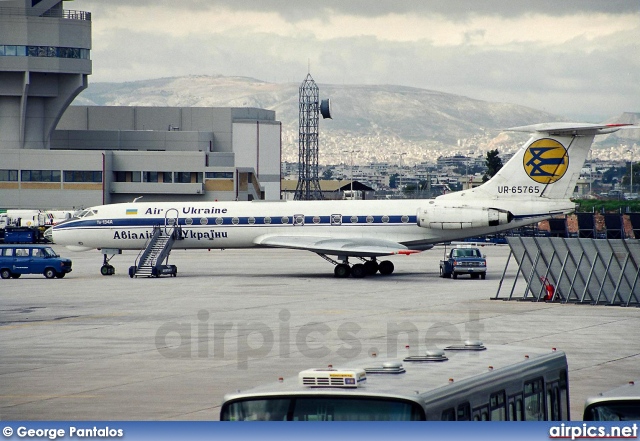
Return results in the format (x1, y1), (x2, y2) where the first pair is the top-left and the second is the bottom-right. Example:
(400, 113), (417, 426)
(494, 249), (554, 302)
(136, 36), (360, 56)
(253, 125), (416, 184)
(99, 249), (121, 276)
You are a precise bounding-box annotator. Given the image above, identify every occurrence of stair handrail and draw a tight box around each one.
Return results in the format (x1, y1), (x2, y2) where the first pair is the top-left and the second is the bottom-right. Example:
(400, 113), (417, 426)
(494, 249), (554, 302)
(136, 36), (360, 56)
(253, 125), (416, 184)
(134, 225), (162, 269)
(152, 224), (181, 271)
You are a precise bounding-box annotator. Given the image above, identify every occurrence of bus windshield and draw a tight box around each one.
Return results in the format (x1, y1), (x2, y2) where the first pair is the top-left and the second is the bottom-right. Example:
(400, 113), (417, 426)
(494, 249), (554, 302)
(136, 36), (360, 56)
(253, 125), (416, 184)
(221, 396), (425, 421)
(584, 400), (640, 421)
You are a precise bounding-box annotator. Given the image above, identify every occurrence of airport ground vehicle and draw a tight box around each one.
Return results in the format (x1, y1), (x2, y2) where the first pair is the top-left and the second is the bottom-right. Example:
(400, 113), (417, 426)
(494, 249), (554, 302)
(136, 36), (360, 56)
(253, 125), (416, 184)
(583, 380), (640, 421)
(220, 343), (569, 421)
(0, 245), (72, 279)
(440, 246), (487, 279)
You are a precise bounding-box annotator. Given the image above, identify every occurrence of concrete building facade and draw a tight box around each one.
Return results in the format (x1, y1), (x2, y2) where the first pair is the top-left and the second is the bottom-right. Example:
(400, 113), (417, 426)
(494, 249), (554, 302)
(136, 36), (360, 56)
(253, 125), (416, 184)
(0, 1), (281, 210)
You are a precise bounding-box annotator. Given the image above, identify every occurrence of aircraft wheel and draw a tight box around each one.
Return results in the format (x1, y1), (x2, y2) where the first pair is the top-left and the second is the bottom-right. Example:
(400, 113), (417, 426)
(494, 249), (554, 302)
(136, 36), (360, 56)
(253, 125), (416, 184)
(379, 260), (394, 275)
(364, 260), (379, 275)
(44, 268), (56, 279)
(334, 264), (351, 278)
(101, 264), (115, 276)
(351, 263), (366, 278)
(1, 269), (12, 279)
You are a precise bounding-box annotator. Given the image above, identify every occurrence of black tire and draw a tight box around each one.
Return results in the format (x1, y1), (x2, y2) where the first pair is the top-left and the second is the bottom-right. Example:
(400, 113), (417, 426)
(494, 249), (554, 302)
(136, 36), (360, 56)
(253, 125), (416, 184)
(55, 273), (65, 279)
(364, 260), (379, 275)
(44, 268), (56, 279)
(1, 269), (12, 279)
(452, 272), (458, 279)
(480, 273), (486, 280)
(351, 263), (366, 278)
(12, 274), (21, 279)
(129, 266), (136, 278)
(100, 265), (110, 276)
(378, 260), (394, 275)
(334, 264), (351, 278)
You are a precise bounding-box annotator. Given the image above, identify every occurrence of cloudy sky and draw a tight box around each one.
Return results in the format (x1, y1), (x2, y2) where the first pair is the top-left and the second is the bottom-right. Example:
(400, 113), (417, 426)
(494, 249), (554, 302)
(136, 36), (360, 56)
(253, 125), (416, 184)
(79, 0), (639, 122)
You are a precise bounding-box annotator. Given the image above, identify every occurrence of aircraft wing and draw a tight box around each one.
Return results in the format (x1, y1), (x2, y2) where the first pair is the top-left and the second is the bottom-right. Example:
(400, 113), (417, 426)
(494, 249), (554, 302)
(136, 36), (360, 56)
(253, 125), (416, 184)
(254, 234), (421, 257)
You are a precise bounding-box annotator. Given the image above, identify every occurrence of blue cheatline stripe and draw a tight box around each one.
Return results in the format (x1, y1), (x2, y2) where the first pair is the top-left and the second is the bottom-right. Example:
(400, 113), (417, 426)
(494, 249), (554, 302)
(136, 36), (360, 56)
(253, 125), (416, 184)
(54, 215), (419, 230)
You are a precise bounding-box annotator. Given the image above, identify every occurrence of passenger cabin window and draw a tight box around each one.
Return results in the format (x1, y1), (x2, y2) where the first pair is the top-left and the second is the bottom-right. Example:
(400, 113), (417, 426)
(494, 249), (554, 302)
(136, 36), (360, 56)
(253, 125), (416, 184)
(524, 378), (545, 421)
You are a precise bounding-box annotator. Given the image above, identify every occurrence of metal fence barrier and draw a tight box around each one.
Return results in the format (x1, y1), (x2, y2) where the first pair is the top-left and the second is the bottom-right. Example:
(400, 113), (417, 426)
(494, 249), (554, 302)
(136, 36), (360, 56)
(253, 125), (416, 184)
(494, 237), (640, 307)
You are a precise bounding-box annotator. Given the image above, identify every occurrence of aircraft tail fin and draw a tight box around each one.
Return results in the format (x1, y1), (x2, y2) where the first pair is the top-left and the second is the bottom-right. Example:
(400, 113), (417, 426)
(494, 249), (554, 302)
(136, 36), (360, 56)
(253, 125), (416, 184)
(472, 123), (635, 201)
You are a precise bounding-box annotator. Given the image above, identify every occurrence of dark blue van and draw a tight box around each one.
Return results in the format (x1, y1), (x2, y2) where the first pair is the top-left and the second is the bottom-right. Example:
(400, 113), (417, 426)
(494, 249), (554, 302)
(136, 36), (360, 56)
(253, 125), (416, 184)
(0, 245), (72, 279)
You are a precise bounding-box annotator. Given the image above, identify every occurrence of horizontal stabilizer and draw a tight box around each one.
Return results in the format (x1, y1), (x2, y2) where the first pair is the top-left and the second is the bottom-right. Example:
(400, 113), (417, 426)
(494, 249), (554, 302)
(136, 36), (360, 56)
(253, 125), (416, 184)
(507, 122), (637, 136)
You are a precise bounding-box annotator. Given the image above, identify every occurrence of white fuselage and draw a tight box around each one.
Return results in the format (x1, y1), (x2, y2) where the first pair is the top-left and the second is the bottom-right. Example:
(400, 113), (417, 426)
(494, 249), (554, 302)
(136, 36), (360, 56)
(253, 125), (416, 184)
(50, 197), (572, 253)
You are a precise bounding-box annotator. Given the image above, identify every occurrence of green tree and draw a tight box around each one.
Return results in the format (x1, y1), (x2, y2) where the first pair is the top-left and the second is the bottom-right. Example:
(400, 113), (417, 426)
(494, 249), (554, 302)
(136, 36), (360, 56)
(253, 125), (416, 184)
(483, 149), (503, 182)
(621, 162), (640, 192)
(321, 168), (334, 180)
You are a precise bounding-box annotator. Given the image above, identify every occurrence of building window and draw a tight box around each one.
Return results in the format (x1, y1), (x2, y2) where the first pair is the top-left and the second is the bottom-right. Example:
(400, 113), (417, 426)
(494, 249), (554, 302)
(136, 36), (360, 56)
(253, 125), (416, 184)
(0, 45), (89, 59)
(161, 172), (173, 183)
(175, 172), (191, 183)
(143, 172), (159, 183)
(64, 171), (102, 183)
(206, 172), (234, 179)
(21, 170), (61, 182)
(0, 169), (18, 181)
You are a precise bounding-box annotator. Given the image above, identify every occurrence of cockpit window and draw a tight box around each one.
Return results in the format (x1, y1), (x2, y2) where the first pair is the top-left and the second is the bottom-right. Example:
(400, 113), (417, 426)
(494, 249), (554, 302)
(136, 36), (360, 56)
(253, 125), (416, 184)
(74, 209), (98, 219)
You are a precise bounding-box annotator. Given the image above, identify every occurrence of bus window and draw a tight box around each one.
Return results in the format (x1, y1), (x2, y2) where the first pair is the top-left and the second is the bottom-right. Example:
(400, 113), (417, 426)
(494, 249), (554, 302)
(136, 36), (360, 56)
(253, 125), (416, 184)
(524, 378), (545, 421)
(509, 395), (524, 421)
(490, 391), (507, 421)
(559, 370), (569, 420)
(457, 403), (471, 421)
(441, 408), (455, 421)
(222, 397), (425, 421)
(472, 405), (490, 421)
(291, 397), (424, 421)
(547, 382), (563, 420)
(223, 398), (290, 421)
(584, 400), (640, 421)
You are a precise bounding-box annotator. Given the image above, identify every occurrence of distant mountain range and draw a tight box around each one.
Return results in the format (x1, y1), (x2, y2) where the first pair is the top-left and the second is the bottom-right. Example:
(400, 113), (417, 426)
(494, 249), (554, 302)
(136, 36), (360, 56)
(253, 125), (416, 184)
(73, 75), (639, 164)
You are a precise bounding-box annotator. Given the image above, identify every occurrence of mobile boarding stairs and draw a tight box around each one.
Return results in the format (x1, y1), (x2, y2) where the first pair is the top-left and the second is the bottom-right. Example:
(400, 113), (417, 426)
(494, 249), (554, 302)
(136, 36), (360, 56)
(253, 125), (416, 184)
(129, 224), (182, 278)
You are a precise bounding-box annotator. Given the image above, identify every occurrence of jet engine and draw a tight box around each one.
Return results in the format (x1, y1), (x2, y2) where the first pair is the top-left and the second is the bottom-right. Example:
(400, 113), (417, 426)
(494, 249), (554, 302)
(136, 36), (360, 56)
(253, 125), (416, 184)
(417, 206), (513, 230)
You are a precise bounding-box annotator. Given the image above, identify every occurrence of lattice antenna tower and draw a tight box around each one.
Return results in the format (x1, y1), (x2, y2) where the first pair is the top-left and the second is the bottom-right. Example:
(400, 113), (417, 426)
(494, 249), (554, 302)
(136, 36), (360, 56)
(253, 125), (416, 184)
(294, 72), (331, 200)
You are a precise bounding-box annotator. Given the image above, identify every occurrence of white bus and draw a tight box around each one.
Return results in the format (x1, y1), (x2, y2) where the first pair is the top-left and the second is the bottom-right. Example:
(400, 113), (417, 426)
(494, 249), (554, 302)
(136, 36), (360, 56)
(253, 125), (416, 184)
(220, 342), (569, 421)
(583, 381), (640, 421)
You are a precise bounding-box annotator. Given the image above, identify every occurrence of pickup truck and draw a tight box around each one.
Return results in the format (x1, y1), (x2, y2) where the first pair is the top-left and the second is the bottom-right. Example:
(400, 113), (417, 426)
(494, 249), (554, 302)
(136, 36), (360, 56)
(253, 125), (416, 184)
(439, 247), (487, 279)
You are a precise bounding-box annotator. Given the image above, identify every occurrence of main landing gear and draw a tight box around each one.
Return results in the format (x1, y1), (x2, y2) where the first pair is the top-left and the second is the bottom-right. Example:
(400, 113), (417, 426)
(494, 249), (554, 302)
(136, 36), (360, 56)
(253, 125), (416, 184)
(319, 254), (395, 278)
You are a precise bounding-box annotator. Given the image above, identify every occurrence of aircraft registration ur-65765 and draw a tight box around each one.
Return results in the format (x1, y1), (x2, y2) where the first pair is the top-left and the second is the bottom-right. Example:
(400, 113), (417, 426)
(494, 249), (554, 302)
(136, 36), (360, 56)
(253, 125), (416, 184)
(48, 122), (636, 278)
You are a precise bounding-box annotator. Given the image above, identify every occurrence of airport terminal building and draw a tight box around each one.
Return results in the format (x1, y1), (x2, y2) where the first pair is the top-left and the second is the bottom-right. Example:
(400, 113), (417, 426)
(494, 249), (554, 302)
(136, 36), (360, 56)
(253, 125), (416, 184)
(0, 0), (282, 210)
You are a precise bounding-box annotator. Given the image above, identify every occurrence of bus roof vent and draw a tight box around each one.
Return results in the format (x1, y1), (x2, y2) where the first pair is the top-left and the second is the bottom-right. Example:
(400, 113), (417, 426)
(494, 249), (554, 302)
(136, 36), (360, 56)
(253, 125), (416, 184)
(299, 368), (366, 388)
(445, 340), (487, 351)
(403, 349), (448, 363)
(364, 361), (406, 375)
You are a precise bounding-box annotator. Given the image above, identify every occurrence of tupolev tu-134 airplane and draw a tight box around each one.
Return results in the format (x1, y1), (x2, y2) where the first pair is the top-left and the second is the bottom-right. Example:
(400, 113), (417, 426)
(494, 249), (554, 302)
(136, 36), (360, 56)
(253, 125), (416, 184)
(49, 122), (637, 278)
